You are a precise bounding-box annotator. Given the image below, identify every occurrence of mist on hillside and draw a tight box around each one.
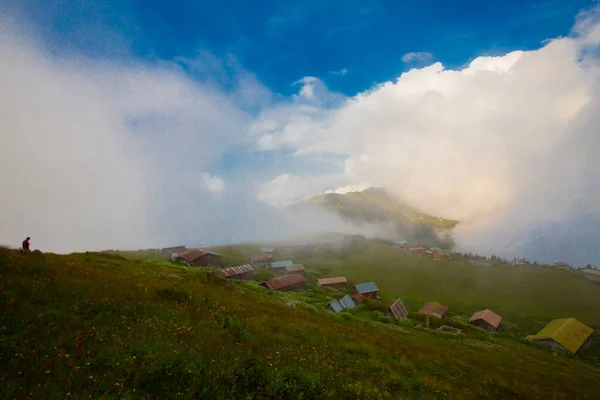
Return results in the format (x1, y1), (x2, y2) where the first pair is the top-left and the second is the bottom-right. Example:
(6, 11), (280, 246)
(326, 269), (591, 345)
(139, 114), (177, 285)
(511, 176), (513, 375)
(2, 6), (600, 264)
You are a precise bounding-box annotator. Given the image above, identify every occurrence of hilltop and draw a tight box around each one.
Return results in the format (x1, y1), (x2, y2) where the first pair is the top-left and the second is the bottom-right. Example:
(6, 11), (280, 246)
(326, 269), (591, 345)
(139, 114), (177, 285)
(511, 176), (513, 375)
(288, 187), (458, 247)
(2, 243), (600, 399)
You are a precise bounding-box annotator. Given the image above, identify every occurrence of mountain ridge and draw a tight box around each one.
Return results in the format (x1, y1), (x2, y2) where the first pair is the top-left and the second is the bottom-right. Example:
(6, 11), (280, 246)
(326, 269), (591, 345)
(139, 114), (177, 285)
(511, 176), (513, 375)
(287, 187), (458, 247)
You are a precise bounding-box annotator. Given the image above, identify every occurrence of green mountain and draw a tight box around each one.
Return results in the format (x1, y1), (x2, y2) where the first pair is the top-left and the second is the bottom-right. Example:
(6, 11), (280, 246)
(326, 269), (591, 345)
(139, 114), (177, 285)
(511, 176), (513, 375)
(288, 187), (458, 246)
(289, 187), (458, 229)
(2, 245), (599, 399)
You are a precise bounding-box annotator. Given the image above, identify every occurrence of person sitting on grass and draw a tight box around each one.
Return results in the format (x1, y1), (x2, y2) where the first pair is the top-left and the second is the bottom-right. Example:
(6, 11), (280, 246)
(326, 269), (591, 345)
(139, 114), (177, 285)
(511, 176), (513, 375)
(22, 237), (31, 252)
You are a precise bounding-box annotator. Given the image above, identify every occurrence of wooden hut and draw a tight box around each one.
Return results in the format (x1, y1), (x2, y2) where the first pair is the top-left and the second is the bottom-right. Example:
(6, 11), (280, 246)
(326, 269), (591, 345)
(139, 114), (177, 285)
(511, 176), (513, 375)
(325, 299), (344, 313)
(217, 264), (255, 280)
(161, 246), (187, 254)
(408, 246), (426, 255)
(317, 276), (347, 289)
(353, 282), (379, 300)
(285, 264), (306, 276)
(387, 298), (409, 319)
(271, 260), (294, 272)
(418, 302), (448, 319)
(469, 309), (502, 331)
(261, 274), (306, 292)
(176, 249), (221, 267)
(527, 318), (593, 354)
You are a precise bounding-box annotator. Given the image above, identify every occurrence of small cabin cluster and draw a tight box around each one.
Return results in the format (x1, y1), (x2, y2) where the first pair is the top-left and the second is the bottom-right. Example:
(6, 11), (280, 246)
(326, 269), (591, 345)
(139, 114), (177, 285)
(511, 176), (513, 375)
(160, 242), (594, 356)
(322, 282), (379, 313)
(402, 244), (449, 260)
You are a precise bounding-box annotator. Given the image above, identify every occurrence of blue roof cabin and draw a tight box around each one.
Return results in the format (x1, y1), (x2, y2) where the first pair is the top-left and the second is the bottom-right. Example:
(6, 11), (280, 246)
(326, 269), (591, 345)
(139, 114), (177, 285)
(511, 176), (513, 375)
(261, 248), (276, 253)
(339, 294), (356, 309)
(271, 260), (294, 270)
(325, 299), (344, 313)
(393, 240), (408, 248)
(325, 294), (357, 313)
(353, 282), (379, 299)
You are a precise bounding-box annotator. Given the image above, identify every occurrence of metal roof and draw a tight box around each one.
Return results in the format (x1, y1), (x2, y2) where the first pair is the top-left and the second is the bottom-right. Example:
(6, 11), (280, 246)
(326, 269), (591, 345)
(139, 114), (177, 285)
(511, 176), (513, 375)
(271, 260), (294, 269)
(176, 249), (205, 262)
(339, 294), (356, 309)
(217, 264), (254, 279)
(263, 274), (306, 290)
(409, 247), (426, 251)
(326, 299), (344, 313)
(162, 246), (187, 253)
(582, 269), (600, 276)
(469, 309), (502, 329)
(250, 254), (272, 262)
(418, 302), (448, 317)
(394, 241), (408, 245)
(203, 250), (221, 256)
(354, 282), (379, 294)
(318, 276), (347, 286)
(352, 293), (367, 303)
(261, 248), (275, 253)
(285, 264), (305, 272)
(527, 318), (593, 353)
(389, 298), (409, 319)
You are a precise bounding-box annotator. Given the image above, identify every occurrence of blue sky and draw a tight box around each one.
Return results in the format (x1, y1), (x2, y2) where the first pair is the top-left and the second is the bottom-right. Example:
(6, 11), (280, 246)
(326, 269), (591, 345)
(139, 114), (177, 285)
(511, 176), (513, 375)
(8, 0), (595, 96)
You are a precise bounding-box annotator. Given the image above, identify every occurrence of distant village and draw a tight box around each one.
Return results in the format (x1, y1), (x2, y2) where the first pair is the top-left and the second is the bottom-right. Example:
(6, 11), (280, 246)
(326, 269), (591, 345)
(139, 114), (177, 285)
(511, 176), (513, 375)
(161, 235), (595, 355)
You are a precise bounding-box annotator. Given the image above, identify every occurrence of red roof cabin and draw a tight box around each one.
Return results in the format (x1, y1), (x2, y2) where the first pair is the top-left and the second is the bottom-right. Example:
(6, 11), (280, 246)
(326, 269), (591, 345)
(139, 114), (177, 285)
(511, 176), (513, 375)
(469, 309), (502, 331)
(261, 274), (306, 292)
(352, 293), (368, 304)
(317, 276), (347, 290)
(418, 302), (449, 319)
(553, 261), (571, 270)
(162, 246), (187, 254)
(176, 249), (221, 267)
(408, 246), (426, 255)
(387, 298), (409, 319)
(217, 264), (255, 281)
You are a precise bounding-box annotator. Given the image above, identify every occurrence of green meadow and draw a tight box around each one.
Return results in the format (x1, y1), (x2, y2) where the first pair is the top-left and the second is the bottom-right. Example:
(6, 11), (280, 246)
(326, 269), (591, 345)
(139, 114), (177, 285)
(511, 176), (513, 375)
(1, 244), (600, 399)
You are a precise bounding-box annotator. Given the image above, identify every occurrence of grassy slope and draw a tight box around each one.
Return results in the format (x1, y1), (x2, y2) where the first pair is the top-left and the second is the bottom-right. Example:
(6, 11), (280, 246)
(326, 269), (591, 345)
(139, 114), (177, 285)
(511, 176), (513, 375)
(1, 247), (600, 399)
(289, 187), (459, 230)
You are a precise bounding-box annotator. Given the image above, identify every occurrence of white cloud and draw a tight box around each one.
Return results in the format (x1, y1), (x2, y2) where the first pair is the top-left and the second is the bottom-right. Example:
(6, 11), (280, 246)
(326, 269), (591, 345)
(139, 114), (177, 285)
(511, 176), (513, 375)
(573, 4), (600, 44)
(202, 173), (226, 193)
(331, 68), (348, 76)
(253, 14), (600, 264)
(401, 51), (433, 63)
(324, 183), (372, 195)
(258, 173), (349, 207)
(0, 15), (253, 252)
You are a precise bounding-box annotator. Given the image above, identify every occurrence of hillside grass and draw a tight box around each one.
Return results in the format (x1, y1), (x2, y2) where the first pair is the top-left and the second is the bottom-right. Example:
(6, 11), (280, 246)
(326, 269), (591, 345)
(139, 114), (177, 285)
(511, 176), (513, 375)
(2, 246), (600, 399)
